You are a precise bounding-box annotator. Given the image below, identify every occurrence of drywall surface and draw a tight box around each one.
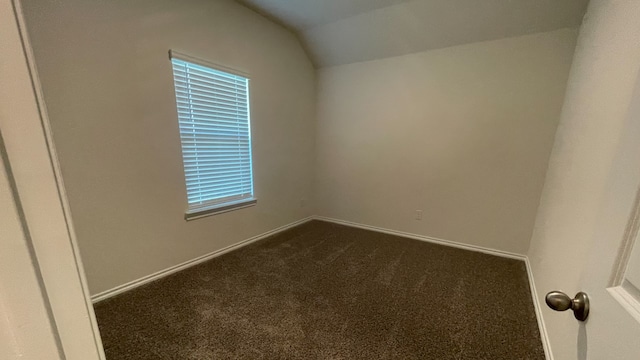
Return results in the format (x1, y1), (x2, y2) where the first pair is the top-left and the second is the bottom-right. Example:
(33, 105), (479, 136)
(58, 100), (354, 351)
(527, 1), (640, 359)
(303, 0), (587, 67)
(315, 29), (577, 254)
(21, 0), (316, 295)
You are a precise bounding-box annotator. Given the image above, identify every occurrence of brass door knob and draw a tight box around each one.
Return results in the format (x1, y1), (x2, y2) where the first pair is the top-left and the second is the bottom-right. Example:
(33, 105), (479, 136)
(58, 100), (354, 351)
(545, 291), (589, 321)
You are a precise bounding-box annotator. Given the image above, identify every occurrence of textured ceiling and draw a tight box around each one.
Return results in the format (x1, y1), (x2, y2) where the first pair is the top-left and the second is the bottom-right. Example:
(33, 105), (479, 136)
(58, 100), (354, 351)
(237, 0), (589, 67)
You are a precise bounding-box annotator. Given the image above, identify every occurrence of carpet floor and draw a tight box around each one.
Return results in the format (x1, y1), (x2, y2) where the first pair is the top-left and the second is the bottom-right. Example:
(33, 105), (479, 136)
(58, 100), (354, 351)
(94, 220), (544, 359)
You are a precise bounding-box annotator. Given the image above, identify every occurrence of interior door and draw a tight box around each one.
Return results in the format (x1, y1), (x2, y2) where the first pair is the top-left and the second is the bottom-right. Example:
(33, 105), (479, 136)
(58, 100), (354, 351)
(527, 1), (640, 359)
(576, 75), (640, 359)
(1, 0), (106, 358)
(570, 1), (640, 358)
(0, 139), (63, 359)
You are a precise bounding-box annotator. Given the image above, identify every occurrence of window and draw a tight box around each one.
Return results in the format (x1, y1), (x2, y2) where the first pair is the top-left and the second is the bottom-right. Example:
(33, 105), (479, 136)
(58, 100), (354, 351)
(169, 51), (255, 220)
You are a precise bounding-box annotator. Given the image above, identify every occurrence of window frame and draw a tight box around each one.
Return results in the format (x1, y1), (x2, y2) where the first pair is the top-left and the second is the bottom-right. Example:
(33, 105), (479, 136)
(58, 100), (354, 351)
(169, 50), (257, 220)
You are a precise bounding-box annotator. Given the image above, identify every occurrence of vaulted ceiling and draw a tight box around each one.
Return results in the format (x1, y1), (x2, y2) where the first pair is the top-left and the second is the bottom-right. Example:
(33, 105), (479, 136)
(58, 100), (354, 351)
(237, 0), (589, 68)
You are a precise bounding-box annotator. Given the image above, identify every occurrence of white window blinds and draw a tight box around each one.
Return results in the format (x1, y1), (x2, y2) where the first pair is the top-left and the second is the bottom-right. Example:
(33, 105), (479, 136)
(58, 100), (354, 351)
(170, 52), (254, 215)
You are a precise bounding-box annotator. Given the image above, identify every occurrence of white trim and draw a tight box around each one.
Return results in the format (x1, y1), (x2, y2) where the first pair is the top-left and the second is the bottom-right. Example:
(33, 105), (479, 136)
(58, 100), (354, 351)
(608, 285), (640, 325)
(525, 257), (554, 360)
(312, 216), (526, 260)
(185, 198), (257, 221)
(91, 216), (313, 303)
(611, 186), (640, 286)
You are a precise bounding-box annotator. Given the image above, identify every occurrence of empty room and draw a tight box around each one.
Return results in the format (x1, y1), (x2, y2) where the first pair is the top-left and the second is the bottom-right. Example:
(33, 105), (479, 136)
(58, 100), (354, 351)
(4, 0), (640, 359)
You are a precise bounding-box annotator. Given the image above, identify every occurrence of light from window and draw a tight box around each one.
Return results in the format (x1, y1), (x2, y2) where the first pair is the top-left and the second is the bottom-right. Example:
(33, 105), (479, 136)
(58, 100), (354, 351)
(170, 51), (255, 218)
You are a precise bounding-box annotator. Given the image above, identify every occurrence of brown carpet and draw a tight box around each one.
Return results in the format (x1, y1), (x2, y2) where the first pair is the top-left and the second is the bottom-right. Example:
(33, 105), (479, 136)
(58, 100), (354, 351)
(94, 220), (544, 359)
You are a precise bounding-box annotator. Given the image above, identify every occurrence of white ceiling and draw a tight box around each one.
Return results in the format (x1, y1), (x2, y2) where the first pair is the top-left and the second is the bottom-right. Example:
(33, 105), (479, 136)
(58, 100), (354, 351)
(237, 0), (413, 30)
(237, 0), (589, 67)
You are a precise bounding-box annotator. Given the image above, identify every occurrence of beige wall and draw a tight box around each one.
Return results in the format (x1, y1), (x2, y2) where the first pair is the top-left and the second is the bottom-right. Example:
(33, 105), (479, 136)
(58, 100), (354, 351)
(527, 1), (640, 358)
(315, 29), (577, 254)
(21, 0), (317, 295)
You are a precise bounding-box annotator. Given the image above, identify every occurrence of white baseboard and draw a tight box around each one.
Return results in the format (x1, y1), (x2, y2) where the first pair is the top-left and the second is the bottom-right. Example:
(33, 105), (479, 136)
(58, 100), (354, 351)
(525, 258), (553, 360)
(313, 216), (526, 261)
(91, 216), (314, 303)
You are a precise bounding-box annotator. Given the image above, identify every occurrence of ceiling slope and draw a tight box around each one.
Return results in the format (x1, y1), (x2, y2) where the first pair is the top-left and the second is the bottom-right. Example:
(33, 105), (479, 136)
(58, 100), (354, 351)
(237, 0), (589, 67)
(236, 0), (412, 30)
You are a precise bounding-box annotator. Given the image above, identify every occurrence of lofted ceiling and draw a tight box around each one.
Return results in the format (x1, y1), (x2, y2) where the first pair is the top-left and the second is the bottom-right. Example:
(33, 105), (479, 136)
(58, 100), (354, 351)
(237, 0), (589, 67)
(236, 0), (412, 30)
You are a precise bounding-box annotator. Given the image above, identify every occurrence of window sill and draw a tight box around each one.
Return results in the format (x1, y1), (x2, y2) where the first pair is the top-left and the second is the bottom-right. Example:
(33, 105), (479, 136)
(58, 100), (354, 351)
(185, 198), (257, 221)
